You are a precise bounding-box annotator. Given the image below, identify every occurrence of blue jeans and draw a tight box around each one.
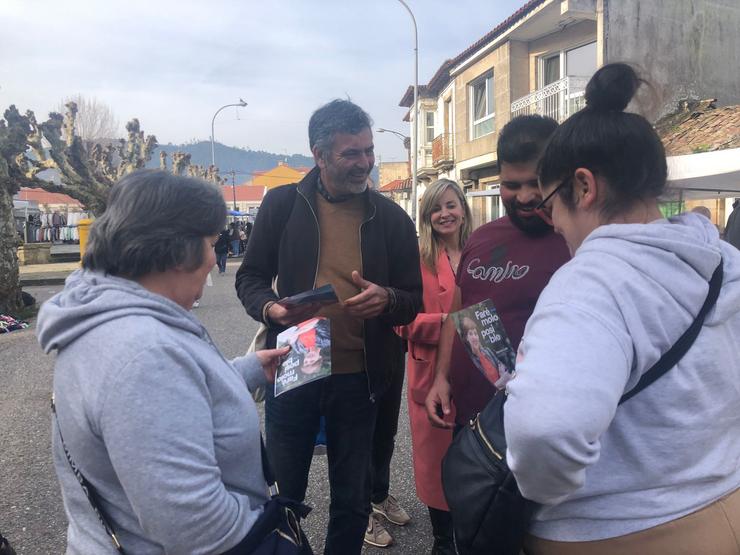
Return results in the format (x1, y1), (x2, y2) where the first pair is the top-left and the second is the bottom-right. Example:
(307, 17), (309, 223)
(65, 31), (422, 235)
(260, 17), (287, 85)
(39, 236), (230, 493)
(216, 252), (227, 273)
(265, 373), (377, 555)
(231, 239), (240, 256)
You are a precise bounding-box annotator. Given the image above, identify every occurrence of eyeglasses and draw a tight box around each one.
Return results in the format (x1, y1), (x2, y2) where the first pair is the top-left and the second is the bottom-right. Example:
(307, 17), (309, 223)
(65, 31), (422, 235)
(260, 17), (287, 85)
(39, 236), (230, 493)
(535, 177), (571, 225)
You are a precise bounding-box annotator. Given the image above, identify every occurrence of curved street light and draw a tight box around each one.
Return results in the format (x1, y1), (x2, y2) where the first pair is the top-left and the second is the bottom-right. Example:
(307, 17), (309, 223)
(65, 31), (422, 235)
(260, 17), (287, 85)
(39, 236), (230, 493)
(377, 127), (411, 150)
(210, 98), (248, 168)
(394, 0), (418, 225)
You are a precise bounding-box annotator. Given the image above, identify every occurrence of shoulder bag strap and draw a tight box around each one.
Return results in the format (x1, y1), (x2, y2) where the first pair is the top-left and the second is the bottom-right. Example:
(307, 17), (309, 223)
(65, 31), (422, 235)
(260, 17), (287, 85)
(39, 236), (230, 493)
(259, 435), (280, 497)
(51, 397), (126, 554)
(619, 259), (723, 405)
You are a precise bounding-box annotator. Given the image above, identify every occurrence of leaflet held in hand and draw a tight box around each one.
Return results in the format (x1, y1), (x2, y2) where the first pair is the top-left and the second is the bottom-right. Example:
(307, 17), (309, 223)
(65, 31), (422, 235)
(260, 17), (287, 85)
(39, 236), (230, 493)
(451, 299), (516, 389)
(277, 284), (338, 309)
(275, 317), (332, 396)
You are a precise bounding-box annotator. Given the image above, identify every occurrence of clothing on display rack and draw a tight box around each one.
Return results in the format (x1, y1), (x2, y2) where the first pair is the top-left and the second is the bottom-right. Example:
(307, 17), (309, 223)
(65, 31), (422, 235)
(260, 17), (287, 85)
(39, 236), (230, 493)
(21, 211), (89, 244)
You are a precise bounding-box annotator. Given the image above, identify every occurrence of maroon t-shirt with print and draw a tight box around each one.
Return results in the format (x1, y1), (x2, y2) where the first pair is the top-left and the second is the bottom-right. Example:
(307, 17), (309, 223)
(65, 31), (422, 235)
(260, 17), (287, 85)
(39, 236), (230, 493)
(451, 215), (570, 425)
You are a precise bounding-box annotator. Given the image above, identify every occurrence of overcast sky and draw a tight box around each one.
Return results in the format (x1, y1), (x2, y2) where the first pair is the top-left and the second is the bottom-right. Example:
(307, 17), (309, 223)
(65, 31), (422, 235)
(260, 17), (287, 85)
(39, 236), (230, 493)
(1, 0), (525, 163)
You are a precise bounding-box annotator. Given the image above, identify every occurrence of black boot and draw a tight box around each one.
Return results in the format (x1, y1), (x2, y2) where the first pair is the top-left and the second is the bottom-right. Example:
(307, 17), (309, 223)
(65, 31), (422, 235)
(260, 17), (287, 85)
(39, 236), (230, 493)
(429, 506), (456, 555)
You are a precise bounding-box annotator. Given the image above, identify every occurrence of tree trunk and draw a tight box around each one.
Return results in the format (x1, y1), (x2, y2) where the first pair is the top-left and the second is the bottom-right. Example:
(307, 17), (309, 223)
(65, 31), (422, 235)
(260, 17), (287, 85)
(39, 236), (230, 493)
(0, 185), (22, 315)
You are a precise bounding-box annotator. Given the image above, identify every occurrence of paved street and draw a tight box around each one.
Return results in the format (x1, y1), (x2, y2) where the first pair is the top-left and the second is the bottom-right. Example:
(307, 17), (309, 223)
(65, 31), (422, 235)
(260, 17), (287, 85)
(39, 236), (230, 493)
(0, 259), (432, 554)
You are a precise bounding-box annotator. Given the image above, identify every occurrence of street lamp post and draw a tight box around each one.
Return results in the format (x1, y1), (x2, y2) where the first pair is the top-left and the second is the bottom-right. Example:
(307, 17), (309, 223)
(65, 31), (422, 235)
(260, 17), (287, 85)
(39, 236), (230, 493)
(210, 99), (247, 169)
(377, 127), (412, 173)
(226, 169), (237, 211)
(377, 128), (413, 214)
(394, 0), (418, 224)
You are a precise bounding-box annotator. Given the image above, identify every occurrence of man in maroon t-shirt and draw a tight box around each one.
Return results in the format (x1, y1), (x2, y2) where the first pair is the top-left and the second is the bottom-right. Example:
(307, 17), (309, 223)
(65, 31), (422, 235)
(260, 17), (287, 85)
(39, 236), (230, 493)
(426, 115), (570, 428)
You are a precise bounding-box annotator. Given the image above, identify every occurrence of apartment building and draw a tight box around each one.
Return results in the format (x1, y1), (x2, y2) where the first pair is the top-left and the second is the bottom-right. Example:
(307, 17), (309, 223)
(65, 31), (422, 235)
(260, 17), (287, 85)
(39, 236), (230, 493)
(400, 0), (740, 228)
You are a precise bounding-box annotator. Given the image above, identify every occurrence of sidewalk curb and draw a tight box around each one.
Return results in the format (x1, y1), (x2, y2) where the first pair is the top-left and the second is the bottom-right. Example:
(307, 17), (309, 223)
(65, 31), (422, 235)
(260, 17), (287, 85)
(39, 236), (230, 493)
(21, 276), (69, 287)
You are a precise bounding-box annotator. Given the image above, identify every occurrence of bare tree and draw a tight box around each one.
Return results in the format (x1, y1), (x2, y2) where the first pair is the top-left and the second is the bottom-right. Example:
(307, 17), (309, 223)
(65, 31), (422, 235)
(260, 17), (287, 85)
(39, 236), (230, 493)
(0, 103), (157, 314)
(58, 94), (120, 144)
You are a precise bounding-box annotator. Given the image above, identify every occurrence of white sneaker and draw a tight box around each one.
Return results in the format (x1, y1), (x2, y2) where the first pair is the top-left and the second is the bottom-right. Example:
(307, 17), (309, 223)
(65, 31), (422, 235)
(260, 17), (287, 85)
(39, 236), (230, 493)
(372, 494), (411, 526)
(364, 513), (393, 548)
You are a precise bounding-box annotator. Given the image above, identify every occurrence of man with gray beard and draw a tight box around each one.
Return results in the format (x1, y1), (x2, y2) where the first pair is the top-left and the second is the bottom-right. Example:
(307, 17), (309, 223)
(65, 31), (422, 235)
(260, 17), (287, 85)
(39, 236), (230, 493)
(236, 99), (422, 555)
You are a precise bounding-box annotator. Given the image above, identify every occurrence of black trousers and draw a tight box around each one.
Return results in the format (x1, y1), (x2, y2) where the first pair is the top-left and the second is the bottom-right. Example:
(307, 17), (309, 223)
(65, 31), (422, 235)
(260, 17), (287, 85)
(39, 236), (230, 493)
(266, 373), (377, 555)
(370, 365), (405, 504)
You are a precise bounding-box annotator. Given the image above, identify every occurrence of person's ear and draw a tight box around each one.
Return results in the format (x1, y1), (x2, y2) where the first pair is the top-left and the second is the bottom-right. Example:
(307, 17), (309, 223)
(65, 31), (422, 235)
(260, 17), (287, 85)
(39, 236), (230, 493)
(312, 146), (326, 170)
(573, 168), (599, 210)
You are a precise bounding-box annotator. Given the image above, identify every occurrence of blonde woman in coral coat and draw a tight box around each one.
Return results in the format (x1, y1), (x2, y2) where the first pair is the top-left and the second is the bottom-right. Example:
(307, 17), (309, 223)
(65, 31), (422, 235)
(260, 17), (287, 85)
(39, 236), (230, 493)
(397, 179), (472, 555)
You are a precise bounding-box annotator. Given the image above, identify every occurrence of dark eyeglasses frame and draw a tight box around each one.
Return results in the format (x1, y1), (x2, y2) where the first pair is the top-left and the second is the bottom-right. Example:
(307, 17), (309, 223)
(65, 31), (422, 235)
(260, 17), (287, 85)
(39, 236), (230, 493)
(536, 176), (572, 212)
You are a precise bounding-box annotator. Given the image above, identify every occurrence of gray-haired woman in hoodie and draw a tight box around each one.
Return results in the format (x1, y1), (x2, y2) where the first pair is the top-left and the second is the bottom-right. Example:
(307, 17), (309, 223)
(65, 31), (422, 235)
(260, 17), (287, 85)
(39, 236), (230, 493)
(37, 170), (290, 554)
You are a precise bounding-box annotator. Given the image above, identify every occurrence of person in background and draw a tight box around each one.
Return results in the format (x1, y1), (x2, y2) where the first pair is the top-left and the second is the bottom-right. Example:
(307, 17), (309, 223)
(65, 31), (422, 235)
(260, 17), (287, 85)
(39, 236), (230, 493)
(236, 99), (422, 555)
(215, 227), (230, 274)
(691, 205), (712, 220)
(36, 170), (292, 554)
(505, 63), (740, 554)
(724, 198), (740, 249)
(239, 225), (248, 255)
(425, 115), (569, 434)
(396, 178), (472, 554)
(230, 222), (241, 257)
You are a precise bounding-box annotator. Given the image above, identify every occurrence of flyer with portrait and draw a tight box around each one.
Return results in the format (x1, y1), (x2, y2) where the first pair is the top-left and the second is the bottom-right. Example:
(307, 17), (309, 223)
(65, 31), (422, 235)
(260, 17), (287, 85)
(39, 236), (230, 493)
(451, 299), (516, 389)
(274, 317), (332, 397)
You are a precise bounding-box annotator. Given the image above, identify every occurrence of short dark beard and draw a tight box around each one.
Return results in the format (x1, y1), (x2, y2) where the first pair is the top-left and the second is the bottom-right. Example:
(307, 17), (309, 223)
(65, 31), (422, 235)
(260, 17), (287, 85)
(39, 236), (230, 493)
(504, 199), (552, 237)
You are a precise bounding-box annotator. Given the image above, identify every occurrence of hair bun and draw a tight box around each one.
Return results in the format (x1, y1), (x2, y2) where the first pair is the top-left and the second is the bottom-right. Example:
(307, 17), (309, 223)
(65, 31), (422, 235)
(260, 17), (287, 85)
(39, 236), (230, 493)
(584, 63), (640, 112)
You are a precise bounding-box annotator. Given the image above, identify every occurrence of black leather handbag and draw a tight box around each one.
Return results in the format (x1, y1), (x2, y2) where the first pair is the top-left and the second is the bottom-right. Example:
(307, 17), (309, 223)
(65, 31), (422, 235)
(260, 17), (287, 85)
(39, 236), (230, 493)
(442, 260), (723, 555)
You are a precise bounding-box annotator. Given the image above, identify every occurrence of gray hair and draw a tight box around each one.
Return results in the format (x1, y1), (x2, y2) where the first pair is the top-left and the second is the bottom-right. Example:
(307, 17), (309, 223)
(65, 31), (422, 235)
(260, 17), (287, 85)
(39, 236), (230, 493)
(308, 99), (373, 157)
(83, 170), (226, 279)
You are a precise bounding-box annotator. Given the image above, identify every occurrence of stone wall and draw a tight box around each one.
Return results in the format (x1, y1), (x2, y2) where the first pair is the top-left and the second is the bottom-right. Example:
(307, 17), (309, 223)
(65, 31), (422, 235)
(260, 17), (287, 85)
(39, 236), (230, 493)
(604, 0), (740, 120)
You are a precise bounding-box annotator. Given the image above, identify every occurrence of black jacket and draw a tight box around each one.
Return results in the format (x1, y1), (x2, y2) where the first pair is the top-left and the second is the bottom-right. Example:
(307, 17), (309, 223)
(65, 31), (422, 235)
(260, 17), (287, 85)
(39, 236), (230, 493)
(215, 231), (230, 255)
(235, 166), (422, 399)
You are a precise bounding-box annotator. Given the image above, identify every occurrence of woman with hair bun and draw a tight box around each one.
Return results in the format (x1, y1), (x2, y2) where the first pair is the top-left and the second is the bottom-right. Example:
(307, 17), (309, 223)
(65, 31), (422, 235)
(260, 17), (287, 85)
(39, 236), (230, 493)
(504, 63), (740, 553)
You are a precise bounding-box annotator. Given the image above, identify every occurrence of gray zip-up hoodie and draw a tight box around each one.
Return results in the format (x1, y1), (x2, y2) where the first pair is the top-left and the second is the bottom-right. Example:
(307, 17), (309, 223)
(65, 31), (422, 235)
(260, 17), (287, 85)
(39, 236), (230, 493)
(37, 270), (269, 554)
(505, 213), (740, 541)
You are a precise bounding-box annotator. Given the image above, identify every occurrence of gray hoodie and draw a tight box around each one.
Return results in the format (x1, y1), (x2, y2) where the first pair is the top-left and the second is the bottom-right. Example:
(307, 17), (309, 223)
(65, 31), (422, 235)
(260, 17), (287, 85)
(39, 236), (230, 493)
(505, 213), (740, 541)
(37, 270), (269, 554)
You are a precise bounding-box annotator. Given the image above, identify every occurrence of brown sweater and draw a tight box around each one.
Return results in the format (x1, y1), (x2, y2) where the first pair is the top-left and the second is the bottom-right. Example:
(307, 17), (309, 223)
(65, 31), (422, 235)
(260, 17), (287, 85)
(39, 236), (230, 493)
(315, 194), (366, 374)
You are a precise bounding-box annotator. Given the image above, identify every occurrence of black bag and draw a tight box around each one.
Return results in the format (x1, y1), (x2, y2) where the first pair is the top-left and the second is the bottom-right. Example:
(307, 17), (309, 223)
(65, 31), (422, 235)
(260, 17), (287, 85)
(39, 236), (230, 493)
(442, 260), (723, 555)
(0, 531), (17, 555)
(52, 400), (313, 555)
(221, 437), (313, 555)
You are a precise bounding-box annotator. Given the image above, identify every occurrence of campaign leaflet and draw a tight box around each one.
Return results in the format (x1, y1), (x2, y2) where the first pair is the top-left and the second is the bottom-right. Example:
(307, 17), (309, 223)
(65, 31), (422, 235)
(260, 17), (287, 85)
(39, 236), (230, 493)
(275, 317), (332, 397)
(451, 299), (516, 389)
(277, 284), (339, 309)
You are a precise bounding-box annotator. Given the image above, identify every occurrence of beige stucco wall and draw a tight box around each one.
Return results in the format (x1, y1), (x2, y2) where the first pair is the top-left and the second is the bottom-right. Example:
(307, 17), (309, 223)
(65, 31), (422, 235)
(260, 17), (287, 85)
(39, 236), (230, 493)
(454, 42), (512, 167)
(379, 161), (410, 184)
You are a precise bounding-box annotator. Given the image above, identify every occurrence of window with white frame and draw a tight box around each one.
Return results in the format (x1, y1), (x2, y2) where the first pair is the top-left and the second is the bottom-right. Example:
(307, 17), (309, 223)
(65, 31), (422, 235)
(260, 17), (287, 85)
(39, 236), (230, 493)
(425, 112), (435, 144)
(538, 41), (597, 87)
(470, 71), (494, 139)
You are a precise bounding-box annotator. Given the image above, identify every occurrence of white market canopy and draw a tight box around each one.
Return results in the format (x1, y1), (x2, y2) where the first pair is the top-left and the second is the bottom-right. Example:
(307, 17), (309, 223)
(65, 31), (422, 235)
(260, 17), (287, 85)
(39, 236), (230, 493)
(665, 148), (740, 200)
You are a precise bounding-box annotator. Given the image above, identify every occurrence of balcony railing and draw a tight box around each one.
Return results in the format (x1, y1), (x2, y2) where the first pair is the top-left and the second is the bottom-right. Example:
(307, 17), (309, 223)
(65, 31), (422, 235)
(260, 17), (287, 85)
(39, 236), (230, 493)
(432, 133), (453, 168)
(510, 76), (590, 122)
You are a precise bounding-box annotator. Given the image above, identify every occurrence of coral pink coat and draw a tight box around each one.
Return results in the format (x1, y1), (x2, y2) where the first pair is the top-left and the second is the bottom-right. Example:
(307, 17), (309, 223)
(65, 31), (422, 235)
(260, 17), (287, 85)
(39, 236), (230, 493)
(396, 250), (456, 510)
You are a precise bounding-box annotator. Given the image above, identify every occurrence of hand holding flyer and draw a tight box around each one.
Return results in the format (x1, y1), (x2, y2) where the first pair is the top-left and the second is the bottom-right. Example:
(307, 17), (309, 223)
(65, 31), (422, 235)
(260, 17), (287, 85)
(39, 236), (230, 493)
(277, 284), (338, 309)
(451, 299), (516, 389)
(274, 317), (332, 396)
